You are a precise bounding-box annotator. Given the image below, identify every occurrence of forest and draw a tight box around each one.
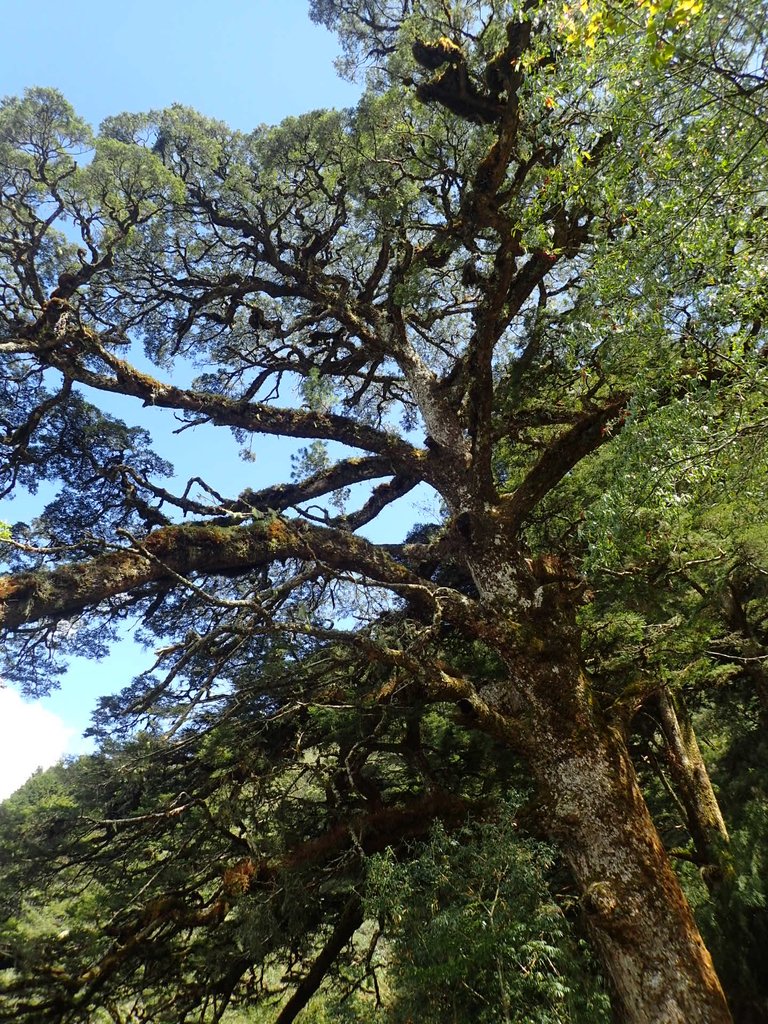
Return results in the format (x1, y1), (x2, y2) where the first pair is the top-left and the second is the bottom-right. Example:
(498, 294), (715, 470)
(0, 1), (767, 1021)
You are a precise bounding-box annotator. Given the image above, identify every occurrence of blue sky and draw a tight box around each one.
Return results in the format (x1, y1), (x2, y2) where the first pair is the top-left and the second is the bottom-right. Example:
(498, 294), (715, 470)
(2, 1), (360, 131)
(0, 2), (437, 794)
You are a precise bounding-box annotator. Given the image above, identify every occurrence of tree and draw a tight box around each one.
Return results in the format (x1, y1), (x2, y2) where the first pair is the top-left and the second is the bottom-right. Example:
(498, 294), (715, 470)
(1, 1), (766, 1020)
(0, 738), (609, 1023)
(364, 810), (611, 1024)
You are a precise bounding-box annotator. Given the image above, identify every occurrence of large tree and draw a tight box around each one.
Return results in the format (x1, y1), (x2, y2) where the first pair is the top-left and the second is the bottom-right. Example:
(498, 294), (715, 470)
(1, 1), (766, 1020)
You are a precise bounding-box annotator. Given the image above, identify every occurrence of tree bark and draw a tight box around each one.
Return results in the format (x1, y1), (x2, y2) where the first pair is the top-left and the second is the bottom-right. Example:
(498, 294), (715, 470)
(531, 699), (731, 1024)
(655, 686), (731, 882)
(274, 896), (364, 1024)
(467, 545), (733, 1024)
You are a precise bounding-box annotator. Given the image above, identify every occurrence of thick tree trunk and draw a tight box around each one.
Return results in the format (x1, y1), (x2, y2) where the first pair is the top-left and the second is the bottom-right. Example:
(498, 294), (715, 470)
(466, 545), (733, 1024)
(655, 685), (731, 882)
(529, 694), (731, 1024)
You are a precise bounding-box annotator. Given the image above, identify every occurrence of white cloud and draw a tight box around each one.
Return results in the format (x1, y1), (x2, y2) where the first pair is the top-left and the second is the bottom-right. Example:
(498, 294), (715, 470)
(0, 688), (75, 801)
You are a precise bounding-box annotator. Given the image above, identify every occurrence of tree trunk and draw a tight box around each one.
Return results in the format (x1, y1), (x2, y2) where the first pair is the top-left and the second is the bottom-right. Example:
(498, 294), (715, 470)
(655, 685), (731, 883)
(652, 694), (768, 1024)
(467, 545), (733, 1024)
(529, 693), (731, 1024)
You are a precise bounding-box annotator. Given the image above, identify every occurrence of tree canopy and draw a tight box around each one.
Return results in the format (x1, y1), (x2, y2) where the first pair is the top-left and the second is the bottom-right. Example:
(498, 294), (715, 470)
(1, 1), (768, 1022)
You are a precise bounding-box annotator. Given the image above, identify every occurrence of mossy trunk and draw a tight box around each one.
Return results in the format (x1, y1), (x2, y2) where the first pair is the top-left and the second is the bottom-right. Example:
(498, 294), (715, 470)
(528, 688), (731, 1024)
(655, 685), (731, 882)
(468, 546), (732, 1024)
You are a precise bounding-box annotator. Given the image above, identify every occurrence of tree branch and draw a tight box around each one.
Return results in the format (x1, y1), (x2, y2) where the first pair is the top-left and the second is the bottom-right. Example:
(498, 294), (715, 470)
(502, 395), (629, 531)
(38, 339), (424, 469)
(0, 517), (440, 631)
(274, 895), (364, 1024)
(234, 455), (402, 515)
(333, 474), (421, 531)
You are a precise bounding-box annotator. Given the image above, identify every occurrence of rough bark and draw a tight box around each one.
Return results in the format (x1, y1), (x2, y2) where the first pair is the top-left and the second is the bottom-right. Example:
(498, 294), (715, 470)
(535, 705), (730, 1024)
(466, 544), (733, 1024)
(0, 518), (444, 630)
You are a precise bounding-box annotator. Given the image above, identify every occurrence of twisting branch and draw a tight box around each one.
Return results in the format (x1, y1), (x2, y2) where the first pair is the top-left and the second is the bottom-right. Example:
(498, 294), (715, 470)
(0, 516), (460, 631)
(501, 395), (630, 531)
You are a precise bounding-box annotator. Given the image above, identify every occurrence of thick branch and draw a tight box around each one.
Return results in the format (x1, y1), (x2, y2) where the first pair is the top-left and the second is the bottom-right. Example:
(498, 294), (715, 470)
(42, 342), (423, 467)
(502, 395), (629, 531)
(0, 518), (438, 631)
(654, 686), (730, 883)
(234, 455), (401, 514)
(274, 896), (364, 1024)
(334, 474), (421, 531)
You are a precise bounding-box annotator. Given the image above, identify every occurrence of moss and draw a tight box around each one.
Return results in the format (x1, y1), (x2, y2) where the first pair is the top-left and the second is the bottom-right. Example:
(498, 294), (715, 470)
(266, 519), (292, 546)
(412, 36), (465, 70)
(0, 576), (20, 600)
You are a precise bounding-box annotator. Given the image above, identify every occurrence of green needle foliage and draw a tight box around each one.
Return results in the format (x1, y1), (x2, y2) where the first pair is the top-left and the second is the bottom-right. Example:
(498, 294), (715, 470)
(1, 1), (768, 1021)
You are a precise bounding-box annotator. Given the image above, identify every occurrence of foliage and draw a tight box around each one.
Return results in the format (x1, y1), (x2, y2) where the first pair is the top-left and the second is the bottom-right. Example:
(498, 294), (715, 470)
(0, 697), (534, 1023)
(1, 0), (767, 1021)
(364, 812), (610, 1024)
